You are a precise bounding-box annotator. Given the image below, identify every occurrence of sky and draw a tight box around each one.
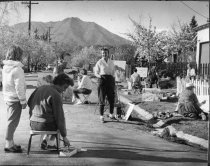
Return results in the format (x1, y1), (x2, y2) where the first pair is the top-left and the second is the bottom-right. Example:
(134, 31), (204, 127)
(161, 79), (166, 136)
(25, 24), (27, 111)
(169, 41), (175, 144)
(7, 1), (210, 39)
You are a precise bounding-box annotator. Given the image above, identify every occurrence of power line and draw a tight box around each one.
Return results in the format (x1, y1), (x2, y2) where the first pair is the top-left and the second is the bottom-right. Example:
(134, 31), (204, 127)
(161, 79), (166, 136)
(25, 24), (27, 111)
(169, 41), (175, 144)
(179, 1), (208, 20)
(22, 1), (39, 36)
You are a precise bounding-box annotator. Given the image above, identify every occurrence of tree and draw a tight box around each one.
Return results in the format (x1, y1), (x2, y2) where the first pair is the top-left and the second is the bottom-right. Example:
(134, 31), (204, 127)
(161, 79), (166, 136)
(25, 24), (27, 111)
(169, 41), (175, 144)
(126, 16), (170, 67)
(114, 44), (136, 64)
(189, 16), (198, 29)
(0, 2), (20, 60)
(169, 17), (197, 63)
(70, 46), (99, 68)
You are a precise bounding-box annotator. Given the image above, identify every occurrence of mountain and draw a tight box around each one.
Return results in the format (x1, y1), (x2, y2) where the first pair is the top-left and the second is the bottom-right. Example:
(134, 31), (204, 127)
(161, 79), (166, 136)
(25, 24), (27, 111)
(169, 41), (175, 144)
(12, 17), (131, 46)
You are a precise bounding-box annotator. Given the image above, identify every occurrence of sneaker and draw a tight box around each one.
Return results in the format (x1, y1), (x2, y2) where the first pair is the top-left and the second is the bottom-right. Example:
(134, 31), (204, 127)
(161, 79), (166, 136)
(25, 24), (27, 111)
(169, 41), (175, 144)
(47, 145), (58, 150)
(41, 140), (48, 150)
(4, 146), (22, 153)
(109, 114), (116, 120)
(74, 100), (82, 105)
(100, 116), (105, 123)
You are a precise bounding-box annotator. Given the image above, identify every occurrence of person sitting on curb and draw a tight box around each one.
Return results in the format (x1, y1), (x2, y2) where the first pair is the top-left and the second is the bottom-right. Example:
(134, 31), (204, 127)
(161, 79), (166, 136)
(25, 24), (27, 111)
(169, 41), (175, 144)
(73, 68), (92, 105)
(28, 73), (74, 150)
(176, 82), (207, 120)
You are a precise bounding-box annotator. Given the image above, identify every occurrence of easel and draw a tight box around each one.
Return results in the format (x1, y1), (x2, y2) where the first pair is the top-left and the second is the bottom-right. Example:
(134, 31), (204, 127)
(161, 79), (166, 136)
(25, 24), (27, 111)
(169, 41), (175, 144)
(123, 101), (142, 121)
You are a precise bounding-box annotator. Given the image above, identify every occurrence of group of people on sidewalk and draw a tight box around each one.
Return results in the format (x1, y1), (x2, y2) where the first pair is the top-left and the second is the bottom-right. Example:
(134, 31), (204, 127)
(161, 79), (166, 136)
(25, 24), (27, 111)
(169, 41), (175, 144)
(1, 45), (119, 153)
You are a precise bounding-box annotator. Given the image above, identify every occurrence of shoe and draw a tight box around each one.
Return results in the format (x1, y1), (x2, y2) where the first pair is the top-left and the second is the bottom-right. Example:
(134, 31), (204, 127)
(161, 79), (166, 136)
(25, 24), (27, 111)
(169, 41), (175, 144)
(115, 115), (121, 120)
(100, 116), (105, 123)
(41, 140), (48, 150)
(109, 114), (116, 120)
(47, 145), (58, 150)
(84, 101), (89, 104)
(4, 146), (22, 153)
(13, 144), (21, 149)
(74, 100), (82, 105)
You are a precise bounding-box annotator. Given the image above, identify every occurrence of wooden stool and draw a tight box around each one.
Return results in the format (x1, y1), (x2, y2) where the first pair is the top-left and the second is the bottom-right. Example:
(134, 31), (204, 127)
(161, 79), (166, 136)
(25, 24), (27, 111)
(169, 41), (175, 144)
(27, 130), (60, 156)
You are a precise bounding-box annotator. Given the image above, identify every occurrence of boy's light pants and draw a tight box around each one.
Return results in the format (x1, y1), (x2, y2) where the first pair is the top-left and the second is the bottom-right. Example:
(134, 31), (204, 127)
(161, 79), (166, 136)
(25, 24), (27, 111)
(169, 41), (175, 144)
(5, 101), (22, 141)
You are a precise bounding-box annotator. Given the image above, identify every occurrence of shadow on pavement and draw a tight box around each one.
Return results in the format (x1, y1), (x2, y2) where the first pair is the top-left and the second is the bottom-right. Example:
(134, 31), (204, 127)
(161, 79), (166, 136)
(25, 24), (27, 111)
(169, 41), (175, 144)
(72, 148), (206, 163)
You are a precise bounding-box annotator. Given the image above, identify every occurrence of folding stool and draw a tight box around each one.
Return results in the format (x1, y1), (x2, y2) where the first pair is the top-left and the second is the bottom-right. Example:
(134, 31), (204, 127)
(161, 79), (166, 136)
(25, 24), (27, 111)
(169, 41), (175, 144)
(27, 130), (60, 156)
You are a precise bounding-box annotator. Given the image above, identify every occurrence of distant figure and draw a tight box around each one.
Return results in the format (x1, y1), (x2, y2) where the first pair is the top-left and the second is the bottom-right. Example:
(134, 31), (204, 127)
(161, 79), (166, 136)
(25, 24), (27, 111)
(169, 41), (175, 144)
(176, 82), (207, 120)
(28, 73), (74, 149)
(147, 66), (159, 88)
(73, 68), (92, 105)
(130, 68), (142, 93)
(2, 45), (27, 153)
(186, 63), (196, 80)
(53, 59), (67, 76)
(94, 48), (116, 123)
(37, 75), (54, 87)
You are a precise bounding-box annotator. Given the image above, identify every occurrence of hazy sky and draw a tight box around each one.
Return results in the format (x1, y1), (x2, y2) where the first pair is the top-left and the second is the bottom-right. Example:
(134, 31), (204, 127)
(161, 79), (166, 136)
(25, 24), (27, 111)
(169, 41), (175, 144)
(8, 1), (209, 39)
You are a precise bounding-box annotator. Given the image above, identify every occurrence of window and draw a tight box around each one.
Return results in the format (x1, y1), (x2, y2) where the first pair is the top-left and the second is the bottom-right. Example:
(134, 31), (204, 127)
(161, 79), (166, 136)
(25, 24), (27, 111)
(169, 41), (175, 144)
(199, 42), (209, 64)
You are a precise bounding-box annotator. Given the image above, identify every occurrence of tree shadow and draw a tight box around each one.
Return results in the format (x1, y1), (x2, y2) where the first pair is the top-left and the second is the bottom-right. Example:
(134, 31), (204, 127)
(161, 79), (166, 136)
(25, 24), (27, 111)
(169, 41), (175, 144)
(72, 148), (206, 163)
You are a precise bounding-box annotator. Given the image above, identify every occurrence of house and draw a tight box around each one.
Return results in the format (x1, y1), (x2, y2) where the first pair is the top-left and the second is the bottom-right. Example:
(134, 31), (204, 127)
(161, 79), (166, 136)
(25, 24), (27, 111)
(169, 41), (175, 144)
(194, 23), (209, 76)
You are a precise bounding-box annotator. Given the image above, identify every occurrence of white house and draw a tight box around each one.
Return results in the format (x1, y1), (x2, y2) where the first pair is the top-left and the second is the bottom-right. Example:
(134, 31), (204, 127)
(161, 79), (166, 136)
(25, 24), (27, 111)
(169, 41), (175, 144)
(194, 23), (209, 68)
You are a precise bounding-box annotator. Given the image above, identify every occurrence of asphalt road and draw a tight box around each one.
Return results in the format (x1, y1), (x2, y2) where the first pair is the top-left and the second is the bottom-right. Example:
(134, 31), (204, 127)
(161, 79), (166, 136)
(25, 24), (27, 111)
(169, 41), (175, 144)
(0, 73), (207, 166)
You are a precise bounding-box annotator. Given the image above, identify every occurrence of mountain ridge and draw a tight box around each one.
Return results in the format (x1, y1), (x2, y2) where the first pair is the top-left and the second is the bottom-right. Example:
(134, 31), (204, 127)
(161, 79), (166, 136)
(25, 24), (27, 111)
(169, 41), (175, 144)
(12, 17), (131, 47)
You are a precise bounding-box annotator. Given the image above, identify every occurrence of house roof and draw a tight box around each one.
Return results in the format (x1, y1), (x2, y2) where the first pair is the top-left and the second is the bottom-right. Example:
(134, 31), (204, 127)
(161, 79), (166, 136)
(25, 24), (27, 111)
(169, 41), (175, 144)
(194, 23), (209, 31)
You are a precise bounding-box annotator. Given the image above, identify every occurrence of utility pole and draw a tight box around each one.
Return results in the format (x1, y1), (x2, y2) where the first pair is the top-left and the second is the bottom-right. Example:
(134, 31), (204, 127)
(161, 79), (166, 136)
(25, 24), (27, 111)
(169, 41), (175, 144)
(48, 26), (53, 43)
(22, 1), (39, 36)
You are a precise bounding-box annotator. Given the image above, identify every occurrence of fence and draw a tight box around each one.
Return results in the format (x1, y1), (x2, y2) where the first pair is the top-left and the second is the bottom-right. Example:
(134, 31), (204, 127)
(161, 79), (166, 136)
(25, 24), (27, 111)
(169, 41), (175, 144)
(129, 62), (210, 78)
(176, 77), (209, 96)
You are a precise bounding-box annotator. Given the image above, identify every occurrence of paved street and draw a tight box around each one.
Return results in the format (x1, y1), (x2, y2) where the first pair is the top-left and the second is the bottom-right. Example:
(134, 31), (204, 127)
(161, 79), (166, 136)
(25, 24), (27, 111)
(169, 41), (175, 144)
(0, 75), (207, 166)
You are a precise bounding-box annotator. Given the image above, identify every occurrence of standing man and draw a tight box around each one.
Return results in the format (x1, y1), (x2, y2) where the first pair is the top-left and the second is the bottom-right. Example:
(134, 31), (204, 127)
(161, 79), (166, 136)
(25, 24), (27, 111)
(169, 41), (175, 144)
(94, 48), (116, 123)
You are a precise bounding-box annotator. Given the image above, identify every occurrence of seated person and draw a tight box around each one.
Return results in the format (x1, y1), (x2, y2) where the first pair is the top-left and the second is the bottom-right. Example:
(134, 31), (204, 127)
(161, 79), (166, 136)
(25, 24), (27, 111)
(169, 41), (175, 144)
(28, 73), (74, 149)
(130, 68), (142, 93)
(176, 82), (207, 120)
(73, 68), (92, 105)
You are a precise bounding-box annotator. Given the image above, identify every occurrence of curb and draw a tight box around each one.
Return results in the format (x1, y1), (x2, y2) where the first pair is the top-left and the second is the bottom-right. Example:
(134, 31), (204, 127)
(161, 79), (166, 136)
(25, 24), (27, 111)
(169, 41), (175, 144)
(118, 93), (208, 149)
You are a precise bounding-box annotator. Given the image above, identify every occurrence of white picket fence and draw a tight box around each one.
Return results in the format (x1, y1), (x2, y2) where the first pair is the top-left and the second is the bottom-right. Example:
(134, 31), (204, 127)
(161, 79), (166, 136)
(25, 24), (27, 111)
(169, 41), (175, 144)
(176, 77), (209, 96)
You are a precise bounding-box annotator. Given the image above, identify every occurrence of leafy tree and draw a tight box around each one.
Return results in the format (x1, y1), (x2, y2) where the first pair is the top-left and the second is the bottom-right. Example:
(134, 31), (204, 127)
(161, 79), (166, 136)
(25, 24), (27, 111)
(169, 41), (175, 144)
(126, 16), (170, 67)
(113, 44), (136, 64)
(70, 46), (99, 68)
(189, 16), (198, 29)
(169, 17), (197, 63)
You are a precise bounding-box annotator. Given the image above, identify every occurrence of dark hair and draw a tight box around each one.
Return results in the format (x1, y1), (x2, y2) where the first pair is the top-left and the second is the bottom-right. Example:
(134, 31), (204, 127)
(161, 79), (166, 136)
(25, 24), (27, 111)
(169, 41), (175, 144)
(100, 47), (109, 55)
(80, 68), (87, 75)
(6, 45), (23, 61)
(53, 73), (74, 86)
(134, 68), (137, 72)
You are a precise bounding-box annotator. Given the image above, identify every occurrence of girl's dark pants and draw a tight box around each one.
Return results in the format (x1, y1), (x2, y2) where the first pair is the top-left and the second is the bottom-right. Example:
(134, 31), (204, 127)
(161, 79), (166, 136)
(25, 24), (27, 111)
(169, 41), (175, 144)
(98, 75), (115, 116)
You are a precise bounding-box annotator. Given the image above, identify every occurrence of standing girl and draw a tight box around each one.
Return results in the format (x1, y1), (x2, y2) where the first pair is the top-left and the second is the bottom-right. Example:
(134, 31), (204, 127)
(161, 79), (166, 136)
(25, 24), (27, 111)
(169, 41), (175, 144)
(2, 45), (27, 153)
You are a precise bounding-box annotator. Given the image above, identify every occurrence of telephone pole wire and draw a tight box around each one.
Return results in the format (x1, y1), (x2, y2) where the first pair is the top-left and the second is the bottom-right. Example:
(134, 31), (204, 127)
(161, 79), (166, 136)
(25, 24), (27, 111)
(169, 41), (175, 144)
(22, 1), (39, 36)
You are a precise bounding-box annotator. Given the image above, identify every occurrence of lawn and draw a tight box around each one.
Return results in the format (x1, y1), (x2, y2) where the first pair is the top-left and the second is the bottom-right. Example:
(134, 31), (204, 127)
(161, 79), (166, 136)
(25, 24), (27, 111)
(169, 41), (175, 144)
(119, 89), (208, 141)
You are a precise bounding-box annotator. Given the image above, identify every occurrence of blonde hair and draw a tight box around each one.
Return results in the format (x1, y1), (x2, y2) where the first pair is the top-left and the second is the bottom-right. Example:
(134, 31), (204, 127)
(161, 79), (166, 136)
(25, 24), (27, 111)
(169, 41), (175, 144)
(6, 45), (23, 61)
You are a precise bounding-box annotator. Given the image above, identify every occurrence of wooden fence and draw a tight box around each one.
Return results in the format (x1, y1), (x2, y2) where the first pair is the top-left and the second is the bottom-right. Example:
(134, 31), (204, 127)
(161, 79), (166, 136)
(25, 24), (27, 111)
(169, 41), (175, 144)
(176, 77), (209, 96)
